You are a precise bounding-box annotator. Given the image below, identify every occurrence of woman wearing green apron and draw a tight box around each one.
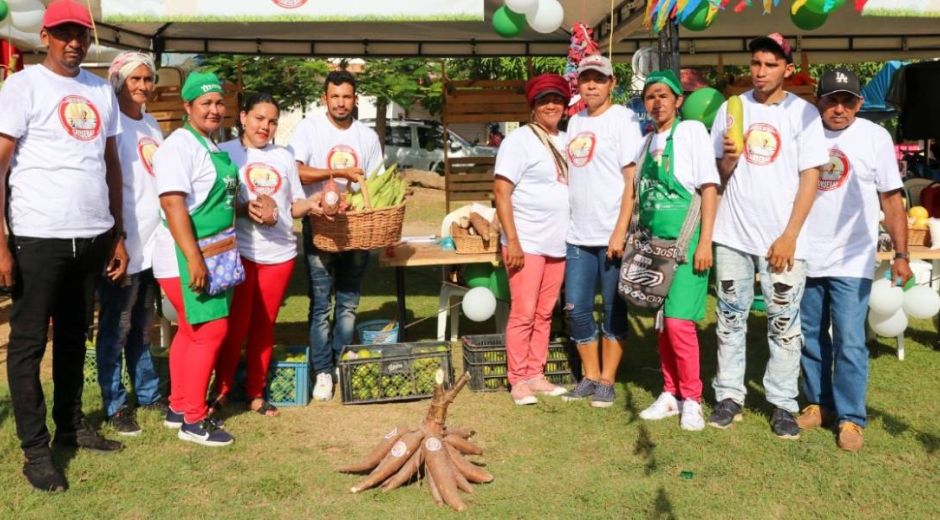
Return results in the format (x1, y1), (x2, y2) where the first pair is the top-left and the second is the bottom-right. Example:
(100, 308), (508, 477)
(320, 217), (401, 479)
(624, 71), (720, 431)
(151, 72), (239, 447)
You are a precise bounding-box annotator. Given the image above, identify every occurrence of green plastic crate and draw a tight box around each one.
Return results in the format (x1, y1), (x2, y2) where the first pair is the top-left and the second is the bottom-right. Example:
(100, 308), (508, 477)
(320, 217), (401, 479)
(462, 334), (575, 392)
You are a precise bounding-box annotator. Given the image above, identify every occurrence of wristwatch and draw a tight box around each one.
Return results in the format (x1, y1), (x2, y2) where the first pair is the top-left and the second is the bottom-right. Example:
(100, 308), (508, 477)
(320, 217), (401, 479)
(894, 252), (910, 260)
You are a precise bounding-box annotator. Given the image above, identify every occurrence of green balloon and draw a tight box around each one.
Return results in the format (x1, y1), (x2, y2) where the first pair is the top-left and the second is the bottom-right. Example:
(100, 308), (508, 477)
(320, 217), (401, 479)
(680, 2), (714, 32)
(489, 268), (510, 301)
(804, 0), (846, 15)
(492, 6), (526, 39)
(464, 263), (494, 289)
(0, 0), (8, 23)
(791, 7), (828, 31)
(681, 87), (724, 130)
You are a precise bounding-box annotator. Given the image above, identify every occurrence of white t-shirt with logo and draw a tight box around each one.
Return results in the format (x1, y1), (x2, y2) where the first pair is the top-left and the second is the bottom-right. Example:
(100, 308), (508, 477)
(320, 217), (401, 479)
(565, 104), (643, 246)
(150, 128), (223, 279)
(220, 140), (305, 265)
(638, 120), (720, 194)
(804, 118), (902, 279)
(0, 65), (121, 238)
(117, 113), (163, 275)
(288, 113), (383, 197)
(494, 126), (568, 258)
(711, 90), (829, 259)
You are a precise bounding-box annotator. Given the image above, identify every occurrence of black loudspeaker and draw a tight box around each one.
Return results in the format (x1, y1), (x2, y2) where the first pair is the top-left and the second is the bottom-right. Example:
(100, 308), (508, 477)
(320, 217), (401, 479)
(894, 62), (940, 140)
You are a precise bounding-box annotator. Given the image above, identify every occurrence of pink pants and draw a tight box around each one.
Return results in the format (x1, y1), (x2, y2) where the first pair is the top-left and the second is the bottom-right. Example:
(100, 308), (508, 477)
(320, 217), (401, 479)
(657, 317), (703, 401)
(158, 277), (229, 424)
(503, 251), (565, 385)
(215, 257), (296, 401)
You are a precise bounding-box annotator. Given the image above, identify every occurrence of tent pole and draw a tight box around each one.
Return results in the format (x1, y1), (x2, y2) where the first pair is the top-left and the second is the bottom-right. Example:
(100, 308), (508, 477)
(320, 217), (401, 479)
(442, 60), (450, 211)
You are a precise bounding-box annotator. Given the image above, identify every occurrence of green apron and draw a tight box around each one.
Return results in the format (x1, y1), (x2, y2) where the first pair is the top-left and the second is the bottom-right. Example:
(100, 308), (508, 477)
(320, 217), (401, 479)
(637, 123), (708, 321)
(172, 124), (239, 325)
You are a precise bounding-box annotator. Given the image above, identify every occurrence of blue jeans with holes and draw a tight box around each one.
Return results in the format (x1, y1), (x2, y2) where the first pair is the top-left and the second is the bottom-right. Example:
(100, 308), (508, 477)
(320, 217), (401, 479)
(564, 243), (627, 344)
(303, 221), (370, 375)
(800, 276), (872, 427)
(96, 269), (162, 417)
(712, 244), (806, 413)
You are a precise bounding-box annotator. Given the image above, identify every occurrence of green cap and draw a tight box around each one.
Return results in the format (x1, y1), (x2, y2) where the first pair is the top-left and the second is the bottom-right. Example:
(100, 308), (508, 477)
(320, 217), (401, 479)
(181, 71), (223, 102)
(643, 70), (683, 96)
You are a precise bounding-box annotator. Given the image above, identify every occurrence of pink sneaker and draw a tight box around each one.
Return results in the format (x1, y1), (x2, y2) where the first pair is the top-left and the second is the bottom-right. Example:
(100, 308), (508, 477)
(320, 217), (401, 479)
(510, 382), (538, 405)
(526, 375), (567, 397)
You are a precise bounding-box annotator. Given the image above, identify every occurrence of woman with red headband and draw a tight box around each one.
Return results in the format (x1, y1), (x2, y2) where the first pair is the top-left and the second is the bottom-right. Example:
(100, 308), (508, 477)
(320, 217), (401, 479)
(494, 73), (571, 405)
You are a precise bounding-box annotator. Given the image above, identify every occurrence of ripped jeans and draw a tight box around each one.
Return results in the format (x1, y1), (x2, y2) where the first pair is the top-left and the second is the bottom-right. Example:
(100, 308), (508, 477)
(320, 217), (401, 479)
(712, 244), (806, 413)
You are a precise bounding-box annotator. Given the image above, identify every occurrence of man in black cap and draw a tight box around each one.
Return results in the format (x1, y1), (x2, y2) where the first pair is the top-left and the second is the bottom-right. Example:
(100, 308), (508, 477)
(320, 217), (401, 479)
(708, 33), (828, 439)
(797, 68), (911, 452)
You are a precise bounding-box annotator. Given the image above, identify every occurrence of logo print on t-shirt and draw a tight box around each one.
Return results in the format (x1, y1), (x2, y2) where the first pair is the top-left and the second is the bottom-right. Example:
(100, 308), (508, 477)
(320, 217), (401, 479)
(818, 148), (851, 192)
(58, 95), (101, 141)
(327, 145), (359, 170)
(245, 163), (283, 196)
(567, 132), (596, 167)
(743, 123), (782, 166)
(272, 0), (307, 7)
(137, 137), (159, 176)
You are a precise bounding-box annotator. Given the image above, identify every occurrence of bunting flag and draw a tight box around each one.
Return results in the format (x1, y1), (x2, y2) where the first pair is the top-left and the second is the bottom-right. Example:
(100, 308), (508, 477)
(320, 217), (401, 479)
(791, 0), (809, 15)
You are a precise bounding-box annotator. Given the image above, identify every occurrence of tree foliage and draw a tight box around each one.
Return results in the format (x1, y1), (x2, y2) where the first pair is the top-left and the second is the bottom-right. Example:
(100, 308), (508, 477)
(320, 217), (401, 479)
(200, 55), (329, 112)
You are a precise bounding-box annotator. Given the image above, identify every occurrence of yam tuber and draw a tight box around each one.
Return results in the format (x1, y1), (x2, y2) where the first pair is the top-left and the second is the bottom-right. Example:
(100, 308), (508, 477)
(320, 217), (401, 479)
(469, 212), (490, 237)
(337, 425), (408, 474)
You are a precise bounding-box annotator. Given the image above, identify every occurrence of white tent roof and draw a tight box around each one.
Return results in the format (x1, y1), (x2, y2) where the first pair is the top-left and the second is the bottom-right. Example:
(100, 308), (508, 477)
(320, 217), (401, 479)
(10, 1), (940, 65)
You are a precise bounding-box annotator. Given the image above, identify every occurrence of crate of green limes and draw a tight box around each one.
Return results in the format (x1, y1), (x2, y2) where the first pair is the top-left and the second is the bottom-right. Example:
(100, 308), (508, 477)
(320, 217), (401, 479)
(338, 341), (453, 405)
(462, 334), (576, 392)
(83, 342), (131, 388)
(266, 345), (311, 407)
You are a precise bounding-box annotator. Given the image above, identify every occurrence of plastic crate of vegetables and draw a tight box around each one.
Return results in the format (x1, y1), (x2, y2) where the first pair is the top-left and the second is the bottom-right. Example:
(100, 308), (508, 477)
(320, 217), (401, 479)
(266, 345), (311, 407)
(462, 334), (576, 392)
(338, 341), (453, 405)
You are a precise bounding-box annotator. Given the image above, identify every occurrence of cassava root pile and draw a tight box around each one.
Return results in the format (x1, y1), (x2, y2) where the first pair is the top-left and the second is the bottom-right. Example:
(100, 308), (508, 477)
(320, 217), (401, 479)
(337, 370), (492, 512)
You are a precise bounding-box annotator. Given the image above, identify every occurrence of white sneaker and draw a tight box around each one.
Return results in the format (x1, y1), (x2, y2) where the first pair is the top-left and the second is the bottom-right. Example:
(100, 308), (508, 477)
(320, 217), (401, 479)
(313, 373), (334, 401)
(639, 392), (681, 420)
(680, 399), (705, 431)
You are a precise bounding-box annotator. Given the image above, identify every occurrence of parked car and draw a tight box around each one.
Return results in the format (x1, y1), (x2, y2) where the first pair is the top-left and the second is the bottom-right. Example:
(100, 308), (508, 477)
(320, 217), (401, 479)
(363, 119), (497, 174)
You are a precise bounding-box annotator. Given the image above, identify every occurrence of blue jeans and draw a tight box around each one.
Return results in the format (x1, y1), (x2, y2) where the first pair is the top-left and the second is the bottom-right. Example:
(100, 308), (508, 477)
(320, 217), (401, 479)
(564, 244), (627, 344)
(712, 245), (806, 413)
(303, 221), (370, 375)
(96, 269), (162, 417)
(800, 276), (872, 427)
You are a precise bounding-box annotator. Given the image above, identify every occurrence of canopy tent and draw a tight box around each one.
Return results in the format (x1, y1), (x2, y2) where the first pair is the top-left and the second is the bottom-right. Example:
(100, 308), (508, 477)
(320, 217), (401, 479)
(4, 1), (940, 65)
(862, 60), (907, 111)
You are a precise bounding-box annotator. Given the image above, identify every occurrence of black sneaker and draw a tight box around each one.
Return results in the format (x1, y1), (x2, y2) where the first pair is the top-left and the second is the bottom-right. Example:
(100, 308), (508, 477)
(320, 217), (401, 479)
(23, 455), (67, 492)
(163, 408), (184, 429)
(54, 421), (124, 453)
(590, 382), (616, 408)
(707, 399), (743, 429)
(108, 407), (142, 437)
(771, 408), (801, 440)
(561, 378), (598, 402)
(177, 417), (234, 447)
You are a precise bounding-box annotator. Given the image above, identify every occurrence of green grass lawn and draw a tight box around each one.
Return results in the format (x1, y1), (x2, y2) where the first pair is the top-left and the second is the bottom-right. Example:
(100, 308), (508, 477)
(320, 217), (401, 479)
(1, 252), (939, 517)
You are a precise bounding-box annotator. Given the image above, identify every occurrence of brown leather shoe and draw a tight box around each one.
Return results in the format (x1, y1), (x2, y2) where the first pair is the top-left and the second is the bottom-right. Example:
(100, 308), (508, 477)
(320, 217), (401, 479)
(838, 422), (864, 452)
(796, 404), (835, 430)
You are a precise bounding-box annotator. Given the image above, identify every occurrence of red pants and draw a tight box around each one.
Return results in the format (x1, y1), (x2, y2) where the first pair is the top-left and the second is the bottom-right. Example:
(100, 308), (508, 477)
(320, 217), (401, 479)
(158, 277), (229, 424)
(503, 251), (565, 385)
(657, 317), (702, 401)
(214, 257), (295, 400)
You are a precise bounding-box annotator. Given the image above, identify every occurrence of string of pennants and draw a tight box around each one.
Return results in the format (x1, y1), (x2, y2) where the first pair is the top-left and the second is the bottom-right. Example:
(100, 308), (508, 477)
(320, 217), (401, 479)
(644, 0), (870, 33)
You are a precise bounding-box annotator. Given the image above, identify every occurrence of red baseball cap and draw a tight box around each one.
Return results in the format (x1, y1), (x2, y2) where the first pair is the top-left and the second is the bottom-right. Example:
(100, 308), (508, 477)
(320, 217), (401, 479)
(43, 0), (94, 30)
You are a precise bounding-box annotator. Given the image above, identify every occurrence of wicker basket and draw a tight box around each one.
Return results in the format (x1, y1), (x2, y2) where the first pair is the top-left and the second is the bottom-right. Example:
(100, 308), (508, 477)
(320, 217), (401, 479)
(908, 227), (930, 247)
(311, 181), (405, 252)
(450, 222), (499, 254)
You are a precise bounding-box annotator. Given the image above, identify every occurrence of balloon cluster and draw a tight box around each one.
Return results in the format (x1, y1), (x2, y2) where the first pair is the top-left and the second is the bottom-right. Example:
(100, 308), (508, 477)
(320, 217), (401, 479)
(0, 0), (44, 34)
(868, 275), (940, 338)
(492, 0), (565, 39)
(563, 23), (598, 116)
(790, 0), (847, 30)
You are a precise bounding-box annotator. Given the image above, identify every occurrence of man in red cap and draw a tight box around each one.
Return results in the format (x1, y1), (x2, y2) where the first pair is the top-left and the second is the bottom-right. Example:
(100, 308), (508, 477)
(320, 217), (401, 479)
(0, 0), (127, 492)
(707, 32), (828, 439)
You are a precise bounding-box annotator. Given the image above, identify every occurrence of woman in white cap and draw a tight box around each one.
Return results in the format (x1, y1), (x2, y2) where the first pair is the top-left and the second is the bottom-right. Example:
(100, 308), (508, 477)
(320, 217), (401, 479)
(94, 51), (166, 437)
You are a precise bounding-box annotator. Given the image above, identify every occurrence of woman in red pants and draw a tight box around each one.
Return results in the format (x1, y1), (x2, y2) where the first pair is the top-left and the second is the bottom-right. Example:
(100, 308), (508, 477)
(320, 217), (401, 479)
(152, 72), (239, 446)
(211, 93), (321, 416)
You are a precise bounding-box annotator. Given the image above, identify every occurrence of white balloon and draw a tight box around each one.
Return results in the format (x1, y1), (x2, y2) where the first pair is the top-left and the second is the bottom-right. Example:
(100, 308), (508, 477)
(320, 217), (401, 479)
(505, 0), (539, 16)
(11, 8), (43, 34)
(869, 278), (903, 316)
(525, 0), (564, 34)
(868, 308), (908, 337)
(902, 285), (940, 319)
(161, 296), (178, 324)
(462, 287), (497, 322)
